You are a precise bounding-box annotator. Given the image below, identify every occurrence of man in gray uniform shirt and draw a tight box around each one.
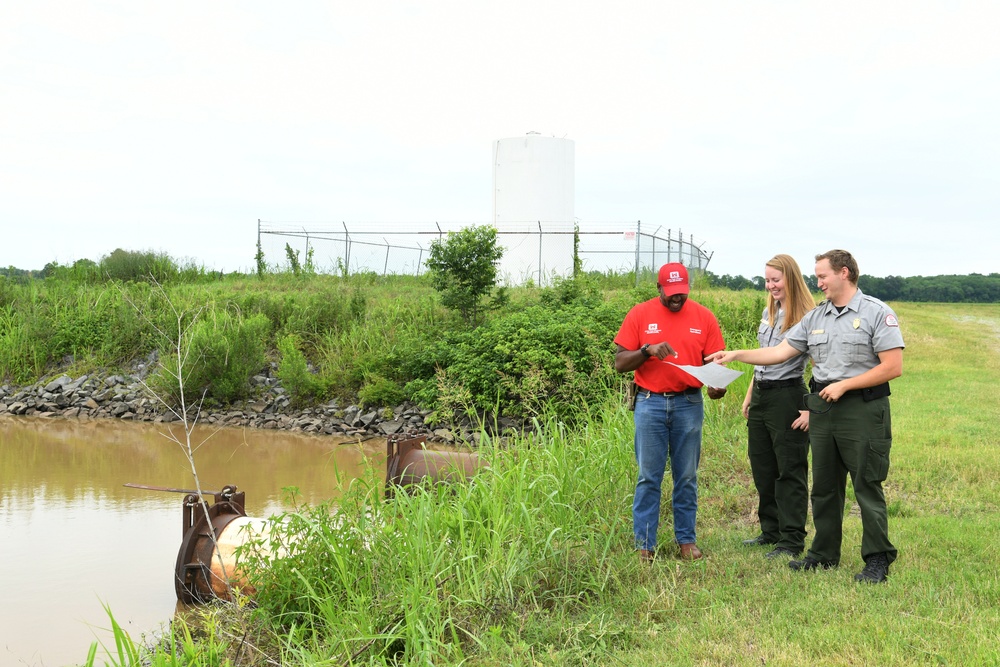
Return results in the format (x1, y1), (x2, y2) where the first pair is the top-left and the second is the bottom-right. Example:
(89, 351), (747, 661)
(708, 249), (904, 583)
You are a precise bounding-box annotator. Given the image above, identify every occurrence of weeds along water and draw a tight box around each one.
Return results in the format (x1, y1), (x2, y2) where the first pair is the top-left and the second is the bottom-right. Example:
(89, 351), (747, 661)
(85, 402), (647, 666)
(237, 403), (638, 661)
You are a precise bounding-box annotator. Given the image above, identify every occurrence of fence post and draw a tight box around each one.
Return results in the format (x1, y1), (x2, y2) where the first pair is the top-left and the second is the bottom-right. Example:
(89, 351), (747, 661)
(303, 228), (310, 272)
(537, 221), (543, 286)
(634, 220), (641, 288)
(651, 225), (662, 270)
(383, 238), (390, 276)
(343, 222), (350, 275)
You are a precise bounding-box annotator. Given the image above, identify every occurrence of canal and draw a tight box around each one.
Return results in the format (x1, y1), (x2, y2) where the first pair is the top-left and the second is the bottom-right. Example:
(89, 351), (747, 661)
(0, 415), (385, 667)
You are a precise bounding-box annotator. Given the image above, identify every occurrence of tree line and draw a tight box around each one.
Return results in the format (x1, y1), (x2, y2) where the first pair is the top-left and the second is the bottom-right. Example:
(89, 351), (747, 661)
(704, 271), (999, 303)
(2, 258), (997, 304)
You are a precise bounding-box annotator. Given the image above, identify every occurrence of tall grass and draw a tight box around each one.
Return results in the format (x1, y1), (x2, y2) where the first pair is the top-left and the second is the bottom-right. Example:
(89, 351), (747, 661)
(0, 282), (153, 382)
(240, 396), (639, 665)
(84, 603), (237, 667)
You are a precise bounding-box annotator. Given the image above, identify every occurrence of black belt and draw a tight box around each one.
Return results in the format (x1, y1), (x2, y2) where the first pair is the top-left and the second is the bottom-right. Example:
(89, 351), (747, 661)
(637, 386), (700, 398)
(812, 381), (891, 401)
(754, 378), (803, 390)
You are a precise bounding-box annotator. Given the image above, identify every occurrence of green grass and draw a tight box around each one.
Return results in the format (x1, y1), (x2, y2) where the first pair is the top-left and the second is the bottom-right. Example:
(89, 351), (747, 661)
(77, 295), (1000, 666)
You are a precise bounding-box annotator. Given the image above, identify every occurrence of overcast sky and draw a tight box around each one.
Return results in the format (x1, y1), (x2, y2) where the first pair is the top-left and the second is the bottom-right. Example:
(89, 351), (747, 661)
(2, 1), (998, 280)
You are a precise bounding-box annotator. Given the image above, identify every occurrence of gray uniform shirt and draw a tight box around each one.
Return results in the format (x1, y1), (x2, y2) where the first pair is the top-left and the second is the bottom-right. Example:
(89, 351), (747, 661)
(754, 307), (808, 382)
(784, 288), (905, 383)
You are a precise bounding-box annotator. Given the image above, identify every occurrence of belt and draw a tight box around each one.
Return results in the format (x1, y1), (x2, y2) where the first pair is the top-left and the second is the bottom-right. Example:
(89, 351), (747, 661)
(812, 381), (890, 401)
(636, 386), (700, 398)
(754, 378), (803, 390)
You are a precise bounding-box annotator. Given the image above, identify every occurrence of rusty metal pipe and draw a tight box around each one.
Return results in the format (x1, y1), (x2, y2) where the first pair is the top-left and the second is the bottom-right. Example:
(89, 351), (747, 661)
(173, 485), (271, 603)
(384, 434), (484, 495)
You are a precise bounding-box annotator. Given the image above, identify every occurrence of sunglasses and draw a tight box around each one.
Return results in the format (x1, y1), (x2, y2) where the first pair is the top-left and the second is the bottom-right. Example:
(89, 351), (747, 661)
(802, 392), (833, 415)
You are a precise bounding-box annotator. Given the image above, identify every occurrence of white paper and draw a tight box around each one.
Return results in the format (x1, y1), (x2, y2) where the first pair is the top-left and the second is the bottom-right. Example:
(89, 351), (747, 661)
(666, 362), (743, 389)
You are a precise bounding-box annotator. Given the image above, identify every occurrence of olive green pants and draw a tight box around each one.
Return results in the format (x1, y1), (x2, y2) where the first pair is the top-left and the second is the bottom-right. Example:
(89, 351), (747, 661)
(806, 393), (898, 565)
(747, 384), (809, 551)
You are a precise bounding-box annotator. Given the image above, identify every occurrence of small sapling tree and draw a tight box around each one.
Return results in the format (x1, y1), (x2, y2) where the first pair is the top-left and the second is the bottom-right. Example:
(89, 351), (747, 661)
(425, 225), (506, 326)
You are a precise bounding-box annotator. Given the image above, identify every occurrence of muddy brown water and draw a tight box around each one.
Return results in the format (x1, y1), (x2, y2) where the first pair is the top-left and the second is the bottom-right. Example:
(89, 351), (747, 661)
(0, 416), (387, 667)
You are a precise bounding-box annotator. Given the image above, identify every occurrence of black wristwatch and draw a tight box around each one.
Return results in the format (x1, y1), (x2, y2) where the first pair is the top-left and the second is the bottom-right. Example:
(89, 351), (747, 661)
(640, 343), (651, 357)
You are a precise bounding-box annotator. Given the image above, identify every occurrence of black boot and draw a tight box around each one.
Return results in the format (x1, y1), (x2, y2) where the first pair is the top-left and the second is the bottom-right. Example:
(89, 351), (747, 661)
(854, 553), (890, 584)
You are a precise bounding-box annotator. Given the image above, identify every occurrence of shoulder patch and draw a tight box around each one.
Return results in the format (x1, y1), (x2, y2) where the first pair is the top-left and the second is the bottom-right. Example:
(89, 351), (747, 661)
(885, 314), (899, 327)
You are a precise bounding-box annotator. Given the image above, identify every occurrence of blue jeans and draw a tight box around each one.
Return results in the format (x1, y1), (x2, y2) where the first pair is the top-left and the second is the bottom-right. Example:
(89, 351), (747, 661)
(633, 390), (705, 549)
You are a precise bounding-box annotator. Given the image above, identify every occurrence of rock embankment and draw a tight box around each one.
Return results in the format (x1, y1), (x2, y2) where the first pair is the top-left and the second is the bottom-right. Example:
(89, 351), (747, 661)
(0, 359), (523, 445)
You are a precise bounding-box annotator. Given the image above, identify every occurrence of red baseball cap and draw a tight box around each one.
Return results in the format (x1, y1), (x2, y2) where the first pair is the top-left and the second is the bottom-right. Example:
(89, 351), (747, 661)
(657, 262), (690, 296)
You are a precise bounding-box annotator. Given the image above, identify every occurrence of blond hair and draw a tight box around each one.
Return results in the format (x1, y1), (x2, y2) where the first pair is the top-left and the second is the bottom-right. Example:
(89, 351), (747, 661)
(765, 254), (816, 330)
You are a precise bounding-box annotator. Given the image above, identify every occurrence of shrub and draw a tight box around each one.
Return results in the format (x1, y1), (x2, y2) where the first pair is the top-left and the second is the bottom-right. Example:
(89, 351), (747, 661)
(150, 311), (271, 406)
(538, 274), (604, 309)
(276, 334), (326, 406)
(99, 248), (180, 283)
(358, 374), (407, 407)
(417, 301), (625, 422)
(282, 288), (362, 338)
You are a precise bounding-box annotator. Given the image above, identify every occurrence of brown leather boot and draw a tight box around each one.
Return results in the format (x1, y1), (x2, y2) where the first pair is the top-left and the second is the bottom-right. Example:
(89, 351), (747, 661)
(639, 549), (656, 563)
(679, 543), (703, 560)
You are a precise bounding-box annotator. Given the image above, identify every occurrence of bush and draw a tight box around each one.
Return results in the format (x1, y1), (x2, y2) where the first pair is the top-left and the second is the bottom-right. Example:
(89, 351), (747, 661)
(276, 334), (327, 406)
(538, 274), (603, 309)
(150, 311), (271, 406)
(282, 288), (364, 337)
(418, 301), (625, 422)
(100, 248), (181, 283)
(358, 374), (407, 407)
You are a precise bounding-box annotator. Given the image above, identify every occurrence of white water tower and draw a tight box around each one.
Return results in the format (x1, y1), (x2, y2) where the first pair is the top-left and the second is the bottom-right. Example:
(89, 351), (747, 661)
(492, 133), (575, 284)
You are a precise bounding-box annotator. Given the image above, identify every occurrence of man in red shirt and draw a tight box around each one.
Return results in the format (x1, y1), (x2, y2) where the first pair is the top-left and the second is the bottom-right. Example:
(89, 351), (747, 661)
(614, 263), (727, 562)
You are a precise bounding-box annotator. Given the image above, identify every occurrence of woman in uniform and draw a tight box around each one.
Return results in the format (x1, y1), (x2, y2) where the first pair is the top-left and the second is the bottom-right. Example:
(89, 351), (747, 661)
(740, 254), (815, 559)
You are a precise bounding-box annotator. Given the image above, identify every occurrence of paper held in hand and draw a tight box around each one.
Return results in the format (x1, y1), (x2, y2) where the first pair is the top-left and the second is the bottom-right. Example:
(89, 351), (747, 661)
(666, 362), (742, 389)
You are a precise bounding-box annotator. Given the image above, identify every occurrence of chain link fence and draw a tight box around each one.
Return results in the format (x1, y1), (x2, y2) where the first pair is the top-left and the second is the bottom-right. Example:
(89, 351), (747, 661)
(257, 220), (713, 286)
